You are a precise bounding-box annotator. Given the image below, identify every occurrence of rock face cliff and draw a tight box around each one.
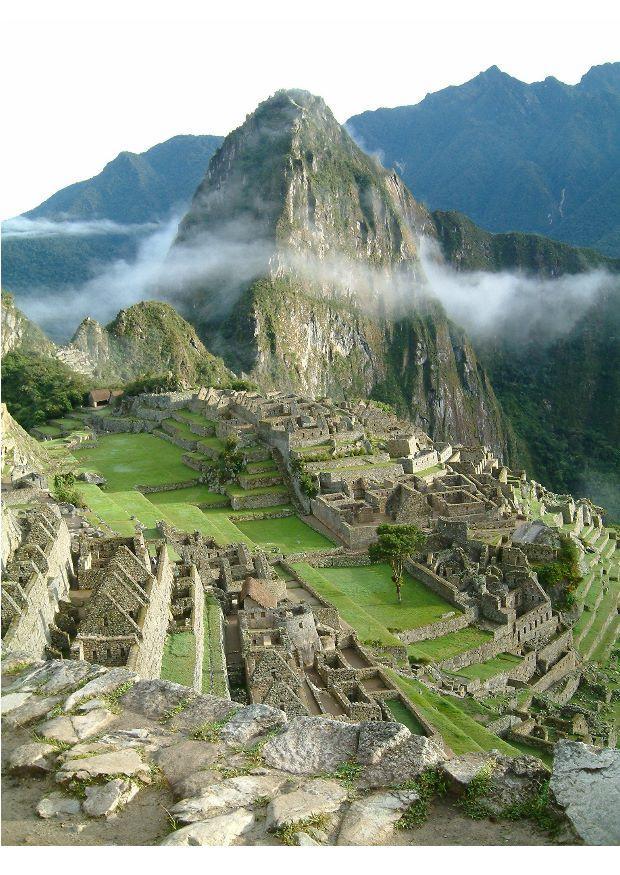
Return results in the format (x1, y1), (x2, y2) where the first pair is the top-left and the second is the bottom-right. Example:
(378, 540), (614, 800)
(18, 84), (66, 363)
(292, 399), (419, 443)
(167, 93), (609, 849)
(165, 90), (509, 454)
(1, 292), (56, 359)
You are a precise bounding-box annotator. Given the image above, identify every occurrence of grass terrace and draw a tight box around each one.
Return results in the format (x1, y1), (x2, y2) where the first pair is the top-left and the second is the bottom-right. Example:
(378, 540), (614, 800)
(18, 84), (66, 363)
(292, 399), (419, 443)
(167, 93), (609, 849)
(234, 515), (334, 554)
(173, 409), (217, 429)
(292, 563), (405, 650)
(454, 652), (523, 682)
(407, 626), (493, 663)
(311, 563), (462, 632)
(386, 698), (424, 734)
(202, 594), (228, 696)
(72, 433), (195, 491)
(384, 669), (519, 757)
(147, 485), (227, 507)
(160, 632), (196, 687)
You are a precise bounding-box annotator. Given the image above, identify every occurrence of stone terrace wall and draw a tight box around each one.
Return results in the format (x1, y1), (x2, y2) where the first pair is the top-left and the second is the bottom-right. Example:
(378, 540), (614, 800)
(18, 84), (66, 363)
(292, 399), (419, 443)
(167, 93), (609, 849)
(128, 546), (174, 679)
(398, 612), (472, 645)
(437, 634), (512, 673)
(537, 629), (574, 673)
(404, 559), (472, 612)
(531, 650), (579, 694)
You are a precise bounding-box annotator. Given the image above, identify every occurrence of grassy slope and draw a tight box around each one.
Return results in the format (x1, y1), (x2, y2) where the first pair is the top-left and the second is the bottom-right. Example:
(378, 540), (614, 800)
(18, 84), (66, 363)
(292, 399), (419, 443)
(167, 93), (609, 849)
(314, 563), (461, 631)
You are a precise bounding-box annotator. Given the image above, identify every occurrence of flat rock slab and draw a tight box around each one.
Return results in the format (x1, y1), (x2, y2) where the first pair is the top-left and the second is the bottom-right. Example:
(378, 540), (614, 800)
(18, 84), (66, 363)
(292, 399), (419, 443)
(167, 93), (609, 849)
(64, 667), (137, 710)
(442, 752), (497, 790)
(357, 721), (410, 765)
(37, 662), (105, 695)
(173, 769), (223, 800)
(56, 747), (152, 783)
(8, 742), (57, 776)
(337, 790), (419, 845)
(161, 809), (255, 846)
(1, 692), (32, 715)
(152, 739), (222, 787)
(3, 694), (63, 727)
(38, 708), (117, 744)
(37, 792), (82, 819)
(262, 717), (359, 775)
(220, 704), (287, 745)
(172, 773), (290, 824)
(167, 696), (242, 733)
(83, 778), (139, 818)
(119, 679), (196, 721)
(360, 735), (445, 788)
(266, 778), (347, 829)
(550, 740), (620, 845)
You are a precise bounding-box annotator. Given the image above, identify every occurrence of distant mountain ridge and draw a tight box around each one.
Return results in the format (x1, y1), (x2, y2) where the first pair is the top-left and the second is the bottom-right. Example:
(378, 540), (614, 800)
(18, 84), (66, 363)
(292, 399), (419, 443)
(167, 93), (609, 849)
(2, 134), (223, 295)
(347, 62), (620, 257)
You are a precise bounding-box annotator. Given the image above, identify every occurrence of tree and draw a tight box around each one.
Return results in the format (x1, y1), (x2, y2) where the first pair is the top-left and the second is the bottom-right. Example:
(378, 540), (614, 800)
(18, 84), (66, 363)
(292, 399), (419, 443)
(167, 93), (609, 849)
(1, 351), (87, 430)
(369, 524), (427, 603)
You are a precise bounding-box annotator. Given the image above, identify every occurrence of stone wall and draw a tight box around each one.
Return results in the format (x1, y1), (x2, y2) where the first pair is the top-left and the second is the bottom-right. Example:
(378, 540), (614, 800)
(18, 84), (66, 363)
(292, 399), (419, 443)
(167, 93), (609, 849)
(128, 546), (174, 679)
(1, 504), (21, 572)
(398, 612), (471, 645)
(536, 629), (574, 673)
(531, 650), (579, 694)
(404, 559), (472, 612)
(230, 489), (289, 510)
(436, 634), (511, 673)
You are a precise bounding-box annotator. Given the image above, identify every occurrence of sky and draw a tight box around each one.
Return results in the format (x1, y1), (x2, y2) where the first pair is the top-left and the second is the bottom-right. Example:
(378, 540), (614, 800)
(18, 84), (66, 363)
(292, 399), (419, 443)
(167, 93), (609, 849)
(1, 0), (619, 220)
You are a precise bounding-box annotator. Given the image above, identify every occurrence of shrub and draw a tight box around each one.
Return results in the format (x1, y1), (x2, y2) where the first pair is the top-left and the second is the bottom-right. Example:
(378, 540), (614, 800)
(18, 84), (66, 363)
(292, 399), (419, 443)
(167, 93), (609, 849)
(2, 351), (87, 429)
(122, 373), (185, 396)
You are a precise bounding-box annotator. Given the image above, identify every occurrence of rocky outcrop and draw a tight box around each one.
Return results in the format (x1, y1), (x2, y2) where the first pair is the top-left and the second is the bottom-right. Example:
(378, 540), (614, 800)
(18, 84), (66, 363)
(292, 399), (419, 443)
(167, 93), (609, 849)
(0, 656), (589, 846)
(550, 740), (620, 845)
(1, 292), (56, 359)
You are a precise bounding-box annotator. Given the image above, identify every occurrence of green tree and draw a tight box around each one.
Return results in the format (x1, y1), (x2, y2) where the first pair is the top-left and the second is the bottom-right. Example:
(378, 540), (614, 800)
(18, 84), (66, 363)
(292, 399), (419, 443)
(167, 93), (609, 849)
(369, 524), (427, 603)
(1, 351), (87, 430)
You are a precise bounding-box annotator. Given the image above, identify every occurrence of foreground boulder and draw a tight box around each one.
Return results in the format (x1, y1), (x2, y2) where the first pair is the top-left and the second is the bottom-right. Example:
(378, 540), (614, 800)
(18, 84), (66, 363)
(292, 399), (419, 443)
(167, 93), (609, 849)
(337, 790), (420, 845)
(550, 740), (620, 845)
(262, 717), (359, 775)
(162, 809), (255, 846)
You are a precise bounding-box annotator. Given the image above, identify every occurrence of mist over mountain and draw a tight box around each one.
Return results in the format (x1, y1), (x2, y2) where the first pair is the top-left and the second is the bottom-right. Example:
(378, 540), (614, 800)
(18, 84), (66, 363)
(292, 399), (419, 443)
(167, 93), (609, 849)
(347, 62), (620, 257)
(1, 134), (223, 296)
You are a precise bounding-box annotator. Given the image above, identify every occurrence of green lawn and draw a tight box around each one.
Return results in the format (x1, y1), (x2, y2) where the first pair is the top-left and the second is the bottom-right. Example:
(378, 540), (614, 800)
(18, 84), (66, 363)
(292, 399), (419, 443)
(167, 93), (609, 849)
(291, 563), (405, 649)
(315, 563), (460, 632)
(75, 483), (135, 535)
(146, 485), (227, 507)
(109, 491), (163, 530)
(384, 669), (519, 756)
(202, 594), (228, 696)
(161, 632), (196, 687)
(454, 652), (523, 682)
(407, 626), (493, 663)
(386, 698), (424, 734)
(234, 515), (334, 554)
(72, 433), (196, 491)
(197, 509), (256, 547)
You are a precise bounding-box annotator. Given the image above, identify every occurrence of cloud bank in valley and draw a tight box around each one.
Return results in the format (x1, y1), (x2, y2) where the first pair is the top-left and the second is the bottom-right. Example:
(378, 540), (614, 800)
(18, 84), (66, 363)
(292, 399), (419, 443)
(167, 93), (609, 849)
(418, 237), (614, 345)
(11, 212), (615, 351)
(2, 215), (159, 239)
